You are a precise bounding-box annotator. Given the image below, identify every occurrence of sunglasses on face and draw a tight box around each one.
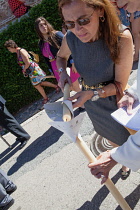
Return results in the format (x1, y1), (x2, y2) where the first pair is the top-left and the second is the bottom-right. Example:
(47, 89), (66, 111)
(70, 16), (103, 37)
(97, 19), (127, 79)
(64, 11), (94, 30)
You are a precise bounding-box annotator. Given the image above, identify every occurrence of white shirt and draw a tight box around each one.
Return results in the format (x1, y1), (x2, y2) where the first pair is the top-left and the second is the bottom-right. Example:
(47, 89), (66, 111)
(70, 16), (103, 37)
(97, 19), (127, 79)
(111, 131), (140, 171)
(111, 51), (140, 171)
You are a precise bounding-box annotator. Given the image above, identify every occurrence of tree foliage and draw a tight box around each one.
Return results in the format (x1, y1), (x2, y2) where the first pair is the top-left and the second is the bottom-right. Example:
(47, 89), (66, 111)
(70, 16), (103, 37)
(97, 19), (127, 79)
(0, 0), (62, 114)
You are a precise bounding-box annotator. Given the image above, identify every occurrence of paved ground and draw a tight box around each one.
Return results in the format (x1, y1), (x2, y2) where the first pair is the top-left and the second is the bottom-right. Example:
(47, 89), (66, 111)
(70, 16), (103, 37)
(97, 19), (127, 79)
(0, 68), (140, 210)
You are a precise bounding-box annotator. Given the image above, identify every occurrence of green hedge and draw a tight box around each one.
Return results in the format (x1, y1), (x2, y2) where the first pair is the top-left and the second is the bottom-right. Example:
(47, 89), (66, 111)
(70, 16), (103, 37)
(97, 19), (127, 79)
(0, 0), (62, 114)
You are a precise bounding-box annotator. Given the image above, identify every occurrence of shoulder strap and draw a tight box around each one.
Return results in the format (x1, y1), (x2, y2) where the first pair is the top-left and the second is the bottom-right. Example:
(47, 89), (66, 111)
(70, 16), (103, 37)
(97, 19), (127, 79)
(17, 48), (23, 58)
(119, 24), (129, 32)
(119, 24), (131, 34)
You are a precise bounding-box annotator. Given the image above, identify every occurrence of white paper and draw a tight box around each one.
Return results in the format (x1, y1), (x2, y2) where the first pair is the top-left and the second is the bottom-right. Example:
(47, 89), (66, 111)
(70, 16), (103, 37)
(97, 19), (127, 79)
(44, 100), (74, 121)
(44, 101), (86, 142)
(49, 113), (85, 142)
(111, 100), (140, 131)
(44, 101), (64, 121)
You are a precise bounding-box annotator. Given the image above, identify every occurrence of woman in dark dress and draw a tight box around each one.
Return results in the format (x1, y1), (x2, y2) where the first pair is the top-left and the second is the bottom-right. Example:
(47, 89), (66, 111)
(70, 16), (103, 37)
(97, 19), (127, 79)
(57, 0), (134, 178)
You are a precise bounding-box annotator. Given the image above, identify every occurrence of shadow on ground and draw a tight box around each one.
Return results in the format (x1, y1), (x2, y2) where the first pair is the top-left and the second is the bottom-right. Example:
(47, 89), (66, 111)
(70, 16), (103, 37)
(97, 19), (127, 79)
(77, 171), (140, 210)
(0, 108), (84, 172)
(115, 184), (140, 210)
(0, 127), (63, 174)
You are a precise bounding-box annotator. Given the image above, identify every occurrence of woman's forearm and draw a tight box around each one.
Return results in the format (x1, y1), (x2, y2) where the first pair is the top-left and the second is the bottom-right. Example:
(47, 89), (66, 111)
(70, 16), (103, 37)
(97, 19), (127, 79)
(56, 56), (68, 73)
(96, 82), (124, 99)
(22, 63), (30, 72)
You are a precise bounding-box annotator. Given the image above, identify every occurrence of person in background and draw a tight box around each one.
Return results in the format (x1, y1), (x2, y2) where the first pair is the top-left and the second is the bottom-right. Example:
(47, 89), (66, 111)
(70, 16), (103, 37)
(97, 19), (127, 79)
(0, 169), (17, 210)
(0, 95), (30, 149)
(57, 0), (133, 179)
(130, 11), (140, 62)
(4, 40), (59, 104)
(88, 0), (140, 185)
(110, 0), (130, 27)
(117, 0), (140, 13)
(34, 17), (81, 93)
(8, 0), (31, 18)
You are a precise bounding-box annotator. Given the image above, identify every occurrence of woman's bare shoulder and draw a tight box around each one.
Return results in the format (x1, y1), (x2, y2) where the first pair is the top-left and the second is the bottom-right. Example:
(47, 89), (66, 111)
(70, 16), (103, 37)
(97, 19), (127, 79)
(20, 48), (28, 55)
(120, 29), (132, 41)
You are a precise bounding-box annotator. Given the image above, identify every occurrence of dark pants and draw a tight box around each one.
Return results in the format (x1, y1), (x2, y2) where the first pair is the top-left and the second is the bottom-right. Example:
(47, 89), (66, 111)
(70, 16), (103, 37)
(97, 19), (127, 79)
(0, 169), (13, 206)
(0, 103), (30, 141)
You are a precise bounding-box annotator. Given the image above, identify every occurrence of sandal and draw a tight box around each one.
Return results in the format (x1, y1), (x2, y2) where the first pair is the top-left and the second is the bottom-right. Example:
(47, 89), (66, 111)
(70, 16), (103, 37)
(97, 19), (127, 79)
(120, 169), (131, 180)
(42, 98), (49, 104)
(55, 86), (61, 93)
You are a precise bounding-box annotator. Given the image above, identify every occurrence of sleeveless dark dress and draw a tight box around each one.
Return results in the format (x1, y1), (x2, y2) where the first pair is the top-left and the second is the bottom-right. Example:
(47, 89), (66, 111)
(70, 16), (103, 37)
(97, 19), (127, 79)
(66, 31), (130, 145)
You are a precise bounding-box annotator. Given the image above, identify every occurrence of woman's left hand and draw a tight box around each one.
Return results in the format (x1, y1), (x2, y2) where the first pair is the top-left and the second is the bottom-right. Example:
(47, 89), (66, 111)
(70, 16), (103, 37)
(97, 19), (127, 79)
(22, 69), (28, 77)
(68, 90), (93, 108)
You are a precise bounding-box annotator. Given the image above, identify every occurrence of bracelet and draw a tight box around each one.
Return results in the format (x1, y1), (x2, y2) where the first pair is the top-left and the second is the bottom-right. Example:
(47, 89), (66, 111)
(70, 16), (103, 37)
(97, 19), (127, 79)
(90, 89), (100, 101)
(70, 59), (74, 64)
(58, 67), (64, 74)
(97, 87), (106, 98)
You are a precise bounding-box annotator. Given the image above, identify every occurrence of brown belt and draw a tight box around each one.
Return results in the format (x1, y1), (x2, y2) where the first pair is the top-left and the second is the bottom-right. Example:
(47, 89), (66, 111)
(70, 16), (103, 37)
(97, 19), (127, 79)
(49, 58), (56, 62)
(82, 79), (113, 90)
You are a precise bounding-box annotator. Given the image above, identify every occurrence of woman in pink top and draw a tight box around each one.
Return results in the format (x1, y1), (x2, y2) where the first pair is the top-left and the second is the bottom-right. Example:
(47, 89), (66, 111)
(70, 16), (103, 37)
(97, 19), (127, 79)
(35, 17), (81, 92)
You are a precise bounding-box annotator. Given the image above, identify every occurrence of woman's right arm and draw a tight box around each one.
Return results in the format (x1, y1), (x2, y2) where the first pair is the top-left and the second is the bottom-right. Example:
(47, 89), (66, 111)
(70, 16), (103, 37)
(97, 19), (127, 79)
(19, 49), (30, 73)
(56, 35), (72, 89)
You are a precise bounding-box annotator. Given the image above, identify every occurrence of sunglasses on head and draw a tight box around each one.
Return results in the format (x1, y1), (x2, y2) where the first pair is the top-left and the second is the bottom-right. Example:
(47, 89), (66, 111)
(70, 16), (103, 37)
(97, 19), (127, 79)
(64, 11), (94, 30)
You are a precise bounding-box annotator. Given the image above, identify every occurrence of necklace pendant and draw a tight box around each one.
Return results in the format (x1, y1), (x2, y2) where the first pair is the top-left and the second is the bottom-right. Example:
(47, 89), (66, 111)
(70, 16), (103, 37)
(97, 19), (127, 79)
(49, 55), (52, 60)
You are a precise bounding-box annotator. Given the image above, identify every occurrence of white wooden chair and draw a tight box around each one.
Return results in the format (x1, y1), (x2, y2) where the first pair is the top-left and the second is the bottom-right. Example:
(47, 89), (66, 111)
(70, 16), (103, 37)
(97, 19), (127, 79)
(0, 135), (12, 148)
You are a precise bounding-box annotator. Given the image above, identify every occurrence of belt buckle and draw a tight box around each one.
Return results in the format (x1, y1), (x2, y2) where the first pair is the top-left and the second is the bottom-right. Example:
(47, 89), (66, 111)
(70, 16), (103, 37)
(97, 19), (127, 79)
(85, 84), (88, 90)
(82, 80), (101, 90)
(91, 85), (95, 90)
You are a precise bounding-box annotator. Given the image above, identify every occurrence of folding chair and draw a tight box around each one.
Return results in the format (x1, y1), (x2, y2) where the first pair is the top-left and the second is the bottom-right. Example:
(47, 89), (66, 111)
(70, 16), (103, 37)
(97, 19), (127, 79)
(0, 135), (12, 148)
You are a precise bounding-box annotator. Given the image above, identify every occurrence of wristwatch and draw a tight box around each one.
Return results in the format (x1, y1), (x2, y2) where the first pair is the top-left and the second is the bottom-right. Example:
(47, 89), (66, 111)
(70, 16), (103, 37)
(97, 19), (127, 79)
(91, 90), (100, 101)
(58, 67), (64, 73)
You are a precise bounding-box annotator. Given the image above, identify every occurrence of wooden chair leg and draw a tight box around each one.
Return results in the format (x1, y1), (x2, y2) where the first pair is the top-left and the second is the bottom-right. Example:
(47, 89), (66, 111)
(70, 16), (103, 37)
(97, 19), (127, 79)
(0, 135), (12, 148)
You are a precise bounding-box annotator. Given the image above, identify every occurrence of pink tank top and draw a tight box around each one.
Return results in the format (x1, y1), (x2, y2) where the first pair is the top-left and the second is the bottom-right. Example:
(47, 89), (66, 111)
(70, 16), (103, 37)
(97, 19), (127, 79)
(42, 42), (80, 83)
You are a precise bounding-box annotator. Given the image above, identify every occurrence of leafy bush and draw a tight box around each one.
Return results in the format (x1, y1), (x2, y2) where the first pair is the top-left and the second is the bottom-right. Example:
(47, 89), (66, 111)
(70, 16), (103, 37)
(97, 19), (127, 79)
(0, 0), (62, 114)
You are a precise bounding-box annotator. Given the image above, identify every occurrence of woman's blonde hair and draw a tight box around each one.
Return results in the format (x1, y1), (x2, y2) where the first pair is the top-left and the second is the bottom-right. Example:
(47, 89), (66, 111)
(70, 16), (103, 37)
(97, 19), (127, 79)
(35, 17), (60, 49)
(58, 0), (122, 63)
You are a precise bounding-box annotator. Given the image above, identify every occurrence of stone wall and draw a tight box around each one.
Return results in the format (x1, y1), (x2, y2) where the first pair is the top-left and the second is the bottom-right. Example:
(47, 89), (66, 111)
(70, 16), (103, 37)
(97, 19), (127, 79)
(0, 0), (42, 29)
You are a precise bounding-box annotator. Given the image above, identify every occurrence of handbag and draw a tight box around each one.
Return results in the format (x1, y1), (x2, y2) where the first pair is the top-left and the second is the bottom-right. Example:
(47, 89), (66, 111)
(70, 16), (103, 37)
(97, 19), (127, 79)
(28, 51), (39, 63)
